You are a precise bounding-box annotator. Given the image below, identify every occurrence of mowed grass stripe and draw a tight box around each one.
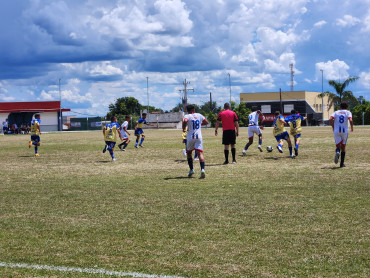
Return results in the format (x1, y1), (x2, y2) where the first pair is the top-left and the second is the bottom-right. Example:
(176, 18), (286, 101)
(0, 127), (369, 277)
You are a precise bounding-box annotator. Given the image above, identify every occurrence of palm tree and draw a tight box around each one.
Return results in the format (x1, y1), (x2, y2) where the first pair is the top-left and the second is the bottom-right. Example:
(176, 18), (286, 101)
(319, 76), (359, 108)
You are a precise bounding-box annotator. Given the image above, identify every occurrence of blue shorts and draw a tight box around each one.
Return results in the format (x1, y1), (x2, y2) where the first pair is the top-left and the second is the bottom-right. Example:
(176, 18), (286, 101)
(31, 135), (40, 143)
(292, 133), (301, 139)
(275, 131), (289, 142)
(135, 128), (144, 135)
(105, 141), (116, 149)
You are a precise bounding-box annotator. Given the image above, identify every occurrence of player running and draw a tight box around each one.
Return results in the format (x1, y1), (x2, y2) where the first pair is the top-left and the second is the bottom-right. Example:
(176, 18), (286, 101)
(242, 107), (265, 155)
(103, 116), (122, 161)
(118, 115), (131, 151)
(182, 126), (198, 160)
(182, 104), (209, 178)
(329, 102), (354, 167)
(285, 110), (307, 156)
(272, 111), (295, 158)
(134, 113), (152, 148)
(28, 114), (41, 157)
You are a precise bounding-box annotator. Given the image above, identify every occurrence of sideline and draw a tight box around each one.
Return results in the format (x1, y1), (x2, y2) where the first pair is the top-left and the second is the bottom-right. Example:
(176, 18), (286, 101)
(0, 262), (187, 278)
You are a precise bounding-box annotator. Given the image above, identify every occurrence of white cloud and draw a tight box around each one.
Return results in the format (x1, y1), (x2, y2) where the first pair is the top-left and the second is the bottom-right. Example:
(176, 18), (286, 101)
(88, 62), (123, 77)
(264, 52), (299, 74)
(314, 20), (327, 28)
(0, 94), (15, 101)
(336, 14), (360, 27)
(316, 60), (350, 80)
(359, 71), (370, 89)
(40, 90), (54, 101)
(362, 10), (370, 32)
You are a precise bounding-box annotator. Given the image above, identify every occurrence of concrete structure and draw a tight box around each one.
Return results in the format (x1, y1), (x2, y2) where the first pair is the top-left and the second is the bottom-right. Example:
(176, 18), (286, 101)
(0, 101), (70, 132)
(240, 91), (334, 125)
(145, 112), (184, 129)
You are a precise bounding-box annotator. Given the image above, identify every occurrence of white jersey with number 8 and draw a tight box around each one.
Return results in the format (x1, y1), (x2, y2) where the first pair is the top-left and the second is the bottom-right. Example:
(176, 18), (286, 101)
(331, 110), (352, 134)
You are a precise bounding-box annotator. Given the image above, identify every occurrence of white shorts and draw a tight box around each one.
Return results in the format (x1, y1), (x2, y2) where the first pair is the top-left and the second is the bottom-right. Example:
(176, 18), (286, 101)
(248, 125), (262, 138)
(121, 131), (128, 139)
(186, 138), (203, 152)
(334, 132), (349, 146)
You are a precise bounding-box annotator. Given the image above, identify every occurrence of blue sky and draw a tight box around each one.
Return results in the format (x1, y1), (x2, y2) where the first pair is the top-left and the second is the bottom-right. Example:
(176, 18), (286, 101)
(0, 0), (369, 116)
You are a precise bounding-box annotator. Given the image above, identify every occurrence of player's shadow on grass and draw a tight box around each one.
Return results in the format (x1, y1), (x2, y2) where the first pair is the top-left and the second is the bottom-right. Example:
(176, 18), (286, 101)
(321, 166), (342, 170)
(174, 159), (187, 163)
(19, 155), (34, 158)
(164, 176), (192, 180)
(95, 160), (112, 163)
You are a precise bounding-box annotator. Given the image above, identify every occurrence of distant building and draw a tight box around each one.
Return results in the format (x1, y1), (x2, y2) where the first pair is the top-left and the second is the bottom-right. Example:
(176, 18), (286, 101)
(240, 91), (334, 125)
(146, 111), (184, 129)
(0, 101), (70, 132)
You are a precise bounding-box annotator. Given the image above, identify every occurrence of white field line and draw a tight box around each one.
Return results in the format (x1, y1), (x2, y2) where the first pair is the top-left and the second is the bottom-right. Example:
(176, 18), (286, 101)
(0, 262), (188, 278)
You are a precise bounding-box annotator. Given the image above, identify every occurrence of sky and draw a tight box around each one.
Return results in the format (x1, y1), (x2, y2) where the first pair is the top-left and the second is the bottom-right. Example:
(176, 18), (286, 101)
(0, 0), (369, 117)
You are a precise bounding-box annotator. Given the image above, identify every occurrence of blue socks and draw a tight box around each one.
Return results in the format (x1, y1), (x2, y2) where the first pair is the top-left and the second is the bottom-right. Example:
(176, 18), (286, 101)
(200, 161), (205, 170)
(140, 137), (144, 145)
(289, 147), (292, 156)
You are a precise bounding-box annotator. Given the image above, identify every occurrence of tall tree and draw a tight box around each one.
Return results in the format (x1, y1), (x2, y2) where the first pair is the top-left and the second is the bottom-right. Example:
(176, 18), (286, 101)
(319, 76), (359, 109)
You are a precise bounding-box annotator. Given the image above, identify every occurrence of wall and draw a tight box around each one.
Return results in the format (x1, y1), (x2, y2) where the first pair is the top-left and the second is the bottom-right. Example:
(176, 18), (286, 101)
(39, 112), (59, 132)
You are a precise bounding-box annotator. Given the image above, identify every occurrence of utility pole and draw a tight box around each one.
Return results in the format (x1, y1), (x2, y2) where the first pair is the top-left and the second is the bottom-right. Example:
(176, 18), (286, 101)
(180, 79), (194, 111)
(228, 73), (232, 103)
(146, 77), (149, 114)
(279, 88), (283, 113)
(290, 63), (294, 91)
(59, 78), (62, 131)
(320, 69), (324, 125)
(210, 92), (212, 111)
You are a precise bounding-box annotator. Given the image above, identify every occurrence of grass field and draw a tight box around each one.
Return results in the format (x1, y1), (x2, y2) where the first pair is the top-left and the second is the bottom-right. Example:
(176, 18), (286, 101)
(0, 126), (369, 277)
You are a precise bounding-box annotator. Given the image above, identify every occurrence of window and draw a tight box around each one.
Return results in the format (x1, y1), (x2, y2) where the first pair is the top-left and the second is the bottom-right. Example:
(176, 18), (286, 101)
(261, 105), (271, 114)
(284, 104), (294, 113)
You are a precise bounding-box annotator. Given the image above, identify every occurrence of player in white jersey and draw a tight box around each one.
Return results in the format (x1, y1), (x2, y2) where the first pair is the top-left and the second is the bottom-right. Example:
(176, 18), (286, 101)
(182, 104), (209, 178)
(242, 107), (265, 155)
(329, 102), (354, 167)
(118, 115), (131, 151)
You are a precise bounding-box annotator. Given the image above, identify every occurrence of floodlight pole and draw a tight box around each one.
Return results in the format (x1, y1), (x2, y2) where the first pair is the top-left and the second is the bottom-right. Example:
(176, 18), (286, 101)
(228, 73), (231, 103)
(146, 77), (149, 114)
(59, 78), (62, 131)
(320, 69), (324, 125)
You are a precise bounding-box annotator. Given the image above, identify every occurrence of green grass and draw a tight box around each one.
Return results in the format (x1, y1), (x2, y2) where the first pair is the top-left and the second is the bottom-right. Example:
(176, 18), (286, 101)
(0, 127), (369, 277)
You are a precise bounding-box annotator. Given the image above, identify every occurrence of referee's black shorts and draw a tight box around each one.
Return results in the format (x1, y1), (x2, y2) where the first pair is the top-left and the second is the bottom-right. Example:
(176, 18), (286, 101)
(222, 130), (236, 145)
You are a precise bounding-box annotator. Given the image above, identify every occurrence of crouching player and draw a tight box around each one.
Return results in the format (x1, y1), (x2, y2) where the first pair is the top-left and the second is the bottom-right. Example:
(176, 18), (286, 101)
(272, 111), (294, 158)
(29, 114), (41, 157)
(329, 102), (353, 167)
(183, 104), (209, 178)
(285, 110), (307, 156)
(103, 116), (122, 161)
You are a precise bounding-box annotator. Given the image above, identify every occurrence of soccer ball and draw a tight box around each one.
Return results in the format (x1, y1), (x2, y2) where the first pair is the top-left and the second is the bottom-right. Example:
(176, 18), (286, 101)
(266, 146), (273, 152)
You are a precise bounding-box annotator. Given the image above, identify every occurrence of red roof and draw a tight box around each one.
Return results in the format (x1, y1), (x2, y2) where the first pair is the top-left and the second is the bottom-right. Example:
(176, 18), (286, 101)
(0, 101), (70, 113)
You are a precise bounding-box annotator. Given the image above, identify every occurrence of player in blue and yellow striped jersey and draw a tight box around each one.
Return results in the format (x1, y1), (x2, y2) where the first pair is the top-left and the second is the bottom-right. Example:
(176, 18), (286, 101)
(285, 110), (307, 156)
(103, 116), (122, 161)
(134, 113), (153, 148)
(272, 111), (294, 158)
(28, 114), (41, 157)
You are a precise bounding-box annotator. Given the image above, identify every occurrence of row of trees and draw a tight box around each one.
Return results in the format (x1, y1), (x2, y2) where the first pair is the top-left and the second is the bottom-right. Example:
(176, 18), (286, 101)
(105, 76), (370, 127)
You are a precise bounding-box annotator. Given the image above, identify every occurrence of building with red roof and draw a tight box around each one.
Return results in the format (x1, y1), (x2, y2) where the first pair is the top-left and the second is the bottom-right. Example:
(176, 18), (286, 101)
(0, 101), (70, 132)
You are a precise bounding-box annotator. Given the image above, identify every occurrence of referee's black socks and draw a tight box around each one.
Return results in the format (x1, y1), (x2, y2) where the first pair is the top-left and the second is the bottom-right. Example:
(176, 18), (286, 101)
(231, 148), (236, 161)
(224, 149), (229, 163)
